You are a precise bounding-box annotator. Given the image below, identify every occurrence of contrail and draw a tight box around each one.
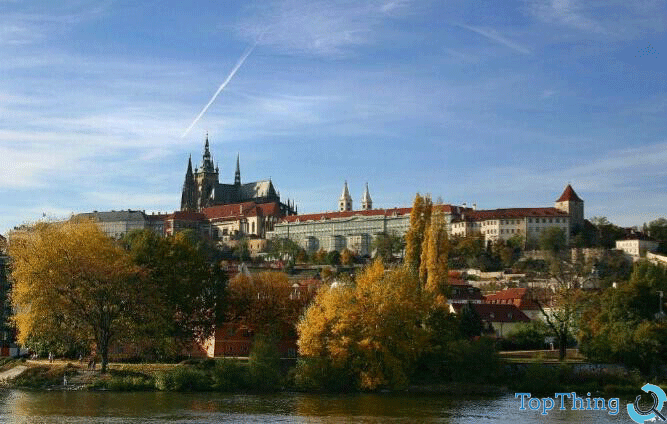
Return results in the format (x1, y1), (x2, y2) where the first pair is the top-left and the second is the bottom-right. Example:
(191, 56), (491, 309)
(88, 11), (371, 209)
(181, 43), (257, 138)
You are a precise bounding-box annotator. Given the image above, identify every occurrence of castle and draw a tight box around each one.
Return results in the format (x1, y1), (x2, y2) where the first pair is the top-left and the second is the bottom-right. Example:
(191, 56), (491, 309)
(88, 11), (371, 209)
(180, 134), (296, 216)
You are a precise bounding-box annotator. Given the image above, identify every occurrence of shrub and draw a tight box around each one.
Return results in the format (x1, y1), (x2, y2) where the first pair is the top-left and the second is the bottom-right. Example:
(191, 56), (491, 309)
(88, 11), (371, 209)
(155, 366), (211, 391)
(211, 359), (250, 391)
(248, 335), (282, 391)
(292, 357), (354, 392)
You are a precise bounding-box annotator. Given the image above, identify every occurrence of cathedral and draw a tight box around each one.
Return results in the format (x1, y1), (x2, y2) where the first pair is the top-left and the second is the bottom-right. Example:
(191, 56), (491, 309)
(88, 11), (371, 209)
(180, 135), (297, 216)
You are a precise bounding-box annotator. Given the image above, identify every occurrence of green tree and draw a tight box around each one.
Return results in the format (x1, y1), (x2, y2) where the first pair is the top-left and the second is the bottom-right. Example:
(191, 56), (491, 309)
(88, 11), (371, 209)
(10, 221), (147, 373)
(458, 302), (483, 339)
(372, 232), (405, 263)
(578, 261), (667, 374)
(122, 229), (226, 352)
(590, 216), (626, 249)
(326, 250), (341, 266)
(539, 226), (567, 256)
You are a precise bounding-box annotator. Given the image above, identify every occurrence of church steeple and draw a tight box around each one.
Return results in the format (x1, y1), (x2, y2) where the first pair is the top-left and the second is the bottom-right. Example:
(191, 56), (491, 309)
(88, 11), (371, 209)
(235, 153), (241, 186)
(180, 155), (197, 211)
(361, 182), (373, 210)
(200, 132), (215, 173)
(339, 181), (353, 212)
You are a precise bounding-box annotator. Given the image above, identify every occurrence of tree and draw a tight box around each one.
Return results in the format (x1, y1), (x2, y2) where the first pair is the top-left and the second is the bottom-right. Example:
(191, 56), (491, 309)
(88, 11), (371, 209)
(420, 206), (449, 295)
(539, 227), (567, 255)
(10, 221), (148, 373)
(340, 248), (355, 266)
(578, 261), (667, 374)
(372, 232), (404, 263)
(267, 237), (303, 262)
(405, 194), (431, 272)
(325, 250), (341, 266)
(226, 271), (307, 336)
(534, 256), (586, 360)
(590, 216), (626, 249)
(298, 261), (429, 390)
(122, 229), (226, 353)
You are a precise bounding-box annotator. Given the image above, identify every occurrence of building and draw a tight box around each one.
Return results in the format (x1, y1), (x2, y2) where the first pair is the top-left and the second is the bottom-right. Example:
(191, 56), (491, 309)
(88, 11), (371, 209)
(616, 237), (660, 258)
(450, 302), (531, 338)
(180, 134), (297, 217)
(484, 287), (542, 320)
(268, 184), (582, 255)
(71, 210), (150, 239)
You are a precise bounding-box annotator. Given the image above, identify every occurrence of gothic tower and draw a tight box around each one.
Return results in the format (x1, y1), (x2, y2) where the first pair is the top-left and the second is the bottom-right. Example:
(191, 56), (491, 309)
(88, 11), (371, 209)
(339, 181), (353, 212)
(361, 182), (373, 210)
(234, 153), (241, 186)
(180, 155), (197, 211)
(555, 184), (584, 234)
(194, 133), (219, 209)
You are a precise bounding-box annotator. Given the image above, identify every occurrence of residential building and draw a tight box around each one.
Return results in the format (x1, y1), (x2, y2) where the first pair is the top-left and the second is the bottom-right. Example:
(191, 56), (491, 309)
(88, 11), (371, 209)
(484, 287), (542, 320)
(450, 302), (531, 338)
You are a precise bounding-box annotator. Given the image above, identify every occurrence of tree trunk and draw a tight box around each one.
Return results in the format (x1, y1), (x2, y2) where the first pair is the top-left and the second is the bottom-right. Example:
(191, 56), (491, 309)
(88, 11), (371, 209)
(559, 333), (567, 361)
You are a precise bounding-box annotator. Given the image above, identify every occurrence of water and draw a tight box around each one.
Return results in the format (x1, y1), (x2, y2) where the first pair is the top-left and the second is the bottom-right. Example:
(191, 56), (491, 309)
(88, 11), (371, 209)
(0, 390), (632, 423)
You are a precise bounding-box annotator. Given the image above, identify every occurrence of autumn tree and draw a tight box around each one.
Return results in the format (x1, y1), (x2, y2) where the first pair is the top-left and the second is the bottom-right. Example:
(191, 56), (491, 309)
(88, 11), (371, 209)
(122, 229), (226, 353)
(340, 248), (355, 266)
(420, 206), (449, 295)
(404, 194), (431, 272)
(227, 271), (307, 336)
(9, 221), (149, 373)
(297, 261), (429, 390)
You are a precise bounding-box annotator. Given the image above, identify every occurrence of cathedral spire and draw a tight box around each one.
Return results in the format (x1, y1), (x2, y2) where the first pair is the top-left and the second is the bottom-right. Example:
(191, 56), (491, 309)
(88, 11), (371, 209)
(180, 155), (196, 211)
(200, 133), (215, 173)
(235, 153), (241, 186)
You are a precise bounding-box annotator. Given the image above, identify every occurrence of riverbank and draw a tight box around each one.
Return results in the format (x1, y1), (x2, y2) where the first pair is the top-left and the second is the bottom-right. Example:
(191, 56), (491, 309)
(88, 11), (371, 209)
(2, 357), (663, 396)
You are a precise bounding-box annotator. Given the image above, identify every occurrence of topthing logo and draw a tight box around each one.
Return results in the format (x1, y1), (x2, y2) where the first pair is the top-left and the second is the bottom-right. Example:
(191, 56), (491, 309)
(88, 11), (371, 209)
(628, 384), (667, 423)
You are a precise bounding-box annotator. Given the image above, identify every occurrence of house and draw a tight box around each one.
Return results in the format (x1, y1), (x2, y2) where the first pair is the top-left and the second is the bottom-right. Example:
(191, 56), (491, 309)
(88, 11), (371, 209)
(484, 287), (542, 320)
(451, 303), (531, 338)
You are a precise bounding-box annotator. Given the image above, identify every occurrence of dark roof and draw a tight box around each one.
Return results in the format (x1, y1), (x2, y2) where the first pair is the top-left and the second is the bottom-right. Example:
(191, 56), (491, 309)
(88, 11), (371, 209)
(556, 184), (583, 202)
(452, 303), (530, 323)
(72, 210), (147, 223)
(453, 207), (568, 222)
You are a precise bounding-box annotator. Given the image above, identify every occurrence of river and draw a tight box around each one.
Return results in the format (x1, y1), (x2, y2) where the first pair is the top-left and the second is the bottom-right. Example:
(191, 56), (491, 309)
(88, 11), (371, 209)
(0, 390), (633, 423)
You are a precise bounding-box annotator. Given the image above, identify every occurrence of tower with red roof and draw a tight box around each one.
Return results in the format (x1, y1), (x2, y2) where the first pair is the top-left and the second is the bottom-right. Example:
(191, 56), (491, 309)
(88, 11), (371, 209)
(554, 184), (584, 234)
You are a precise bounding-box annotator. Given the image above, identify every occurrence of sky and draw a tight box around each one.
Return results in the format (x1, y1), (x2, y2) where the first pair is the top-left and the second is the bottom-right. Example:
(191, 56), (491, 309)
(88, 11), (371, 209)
(0, 0), (665, 235)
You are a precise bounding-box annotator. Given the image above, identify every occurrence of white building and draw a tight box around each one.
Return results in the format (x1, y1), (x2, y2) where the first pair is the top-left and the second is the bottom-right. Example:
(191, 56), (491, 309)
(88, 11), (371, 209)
(616, 238), (659, 257)
(267, 184), (583, 254)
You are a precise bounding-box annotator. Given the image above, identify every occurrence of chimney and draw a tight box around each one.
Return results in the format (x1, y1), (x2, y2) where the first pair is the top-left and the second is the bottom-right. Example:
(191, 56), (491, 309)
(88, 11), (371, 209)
(473, 203), (477, 210)
(462, 202), (467, 208)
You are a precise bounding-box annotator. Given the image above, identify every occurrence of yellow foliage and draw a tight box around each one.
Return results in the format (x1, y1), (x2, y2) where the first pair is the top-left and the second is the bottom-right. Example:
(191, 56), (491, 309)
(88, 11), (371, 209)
(8, 221), (143, 371)
(298, 260), (430, 390)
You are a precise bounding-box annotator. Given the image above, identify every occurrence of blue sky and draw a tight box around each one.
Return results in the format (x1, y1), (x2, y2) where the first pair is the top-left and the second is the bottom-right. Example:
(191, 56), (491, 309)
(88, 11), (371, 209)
(0, 0), (665, 234)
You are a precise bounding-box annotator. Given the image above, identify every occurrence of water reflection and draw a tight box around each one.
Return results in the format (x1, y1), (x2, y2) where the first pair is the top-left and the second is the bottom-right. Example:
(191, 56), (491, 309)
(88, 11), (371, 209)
(0, 390), (633, 423)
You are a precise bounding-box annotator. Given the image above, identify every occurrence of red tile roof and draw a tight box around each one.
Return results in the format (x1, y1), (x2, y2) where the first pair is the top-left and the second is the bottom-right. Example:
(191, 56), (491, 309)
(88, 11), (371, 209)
(484, 288), (540, 310)
(165, 211), (207, 221)
(202, 201), (282, 220)
(280, 204), (457, 224)
(556, 184), (583, 202)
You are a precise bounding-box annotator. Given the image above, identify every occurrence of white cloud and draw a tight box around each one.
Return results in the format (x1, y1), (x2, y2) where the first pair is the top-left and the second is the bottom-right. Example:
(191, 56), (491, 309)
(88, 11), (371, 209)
(237, 0), (411, 56)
